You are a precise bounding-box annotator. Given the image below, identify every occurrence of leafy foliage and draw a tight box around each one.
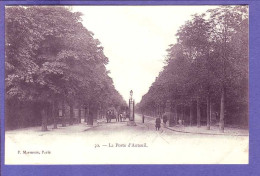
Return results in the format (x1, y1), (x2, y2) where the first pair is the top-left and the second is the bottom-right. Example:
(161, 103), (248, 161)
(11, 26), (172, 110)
(138, 6), (248, 126)
(5, 6), (126, 126)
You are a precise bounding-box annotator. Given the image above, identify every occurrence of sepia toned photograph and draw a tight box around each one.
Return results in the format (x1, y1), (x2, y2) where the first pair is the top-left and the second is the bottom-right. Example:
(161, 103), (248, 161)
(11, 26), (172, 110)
(4, 5), (249, 164)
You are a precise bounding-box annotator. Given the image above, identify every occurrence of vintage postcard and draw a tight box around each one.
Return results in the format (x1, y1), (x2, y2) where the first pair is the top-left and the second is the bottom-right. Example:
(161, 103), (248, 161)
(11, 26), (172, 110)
(1, 1), (259, 176)
(4, 5), (249, 165)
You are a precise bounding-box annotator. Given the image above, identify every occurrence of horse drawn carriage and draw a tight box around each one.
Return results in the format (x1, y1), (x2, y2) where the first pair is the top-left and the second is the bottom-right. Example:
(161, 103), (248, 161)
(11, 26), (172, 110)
(106, 107), (117, 123)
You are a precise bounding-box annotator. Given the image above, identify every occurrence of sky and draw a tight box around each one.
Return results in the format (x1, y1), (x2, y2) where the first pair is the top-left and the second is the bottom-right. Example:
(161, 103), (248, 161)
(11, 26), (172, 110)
(73, 6), (217, 103)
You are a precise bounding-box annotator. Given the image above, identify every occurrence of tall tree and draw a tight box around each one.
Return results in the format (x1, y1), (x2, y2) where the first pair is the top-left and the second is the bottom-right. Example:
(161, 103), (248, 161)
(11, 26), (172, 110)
(5, 6), (126, 130)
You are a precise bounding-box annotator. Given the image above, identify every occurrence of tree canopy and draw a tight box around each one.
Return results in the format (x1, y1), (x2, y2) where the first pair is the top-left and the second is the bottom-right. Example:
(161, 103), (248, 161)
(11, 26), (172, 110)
(5, 6), (126, 113)
(137, 6), (248, 128)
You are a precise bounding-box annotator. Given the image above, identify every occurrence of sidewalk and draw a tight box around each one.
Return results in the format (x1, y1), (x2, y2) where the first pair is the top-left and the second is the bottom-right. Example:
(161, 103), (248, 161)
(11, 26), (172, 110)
(5, 118), (130, 135)
(165, 124), (249, 136)
(141, 114), (248, 136)
(5, 120), (98, 135)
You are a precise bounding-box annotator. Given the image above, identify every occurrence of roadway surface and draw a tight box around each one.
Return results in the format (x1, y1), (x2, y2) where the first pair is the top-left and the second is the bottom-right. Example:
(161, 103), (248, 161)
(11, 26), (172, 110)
(5, 114), (248, 164)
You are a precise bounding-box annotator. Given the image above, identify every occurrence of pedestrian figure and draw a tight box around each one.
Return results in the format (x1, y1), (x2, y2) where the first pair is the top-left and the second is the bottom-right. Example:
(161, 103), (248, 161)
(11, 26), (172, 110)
(155, 117), (161, 131)
(123, 112), (126, 121)
(106, 110), (112, 123)
(163, 114), (167, 124)
(142, 114), (145, 123)
(119, 113), (123, 122)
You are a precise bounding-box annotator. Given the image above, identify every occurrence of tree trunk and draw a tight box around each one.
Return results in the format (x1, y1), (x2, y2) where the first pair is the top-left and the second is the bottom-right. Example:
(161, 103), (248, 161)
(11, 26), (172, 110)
(62, 100), (66, 127)
(197, 97), (201, 127)
(89, 112), (93, 126)
(219, 88), (225, 132)
(84, 107), (87, 122)
(53, 116), (57, 129)
(87, 107), (91, 125)
(79, 107), (81, 123)
(174, 105), (178, 125)
(158, 105), (161, 118)
(190, 102), (193, 126)
(41, 108), (48, 131)
(176, 105), (178, 122)
(182, 105), (185, 125)
(69, 104), (73, 125)
(53, 101), (58, 129)
(207, 94), (210, 130)
(210, 101), (212, 124)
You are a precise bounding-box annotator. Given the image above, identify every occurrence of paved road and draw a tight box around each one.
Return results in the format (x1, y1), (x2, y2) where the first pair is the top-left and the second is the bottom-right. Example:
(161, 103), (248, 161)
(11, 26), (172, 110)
(5, 114), (248, 164)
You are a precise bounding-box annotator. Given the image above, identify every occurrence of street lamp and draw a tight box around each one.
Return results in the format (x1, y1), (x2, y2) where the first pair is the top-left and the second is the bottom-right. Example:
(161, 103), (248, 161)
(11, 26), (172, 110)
(130, 90), (133, 100)
(127, 90), (136, 126)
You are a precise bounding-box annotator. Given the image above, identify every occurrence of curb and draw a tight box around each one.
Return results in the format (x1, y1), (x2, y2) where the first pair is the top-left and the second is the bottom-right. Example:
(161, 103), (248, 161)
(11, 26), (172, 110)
(138, 114), (248, 137)
(83, 124), (100, 131)
(165, 126), (249, 136)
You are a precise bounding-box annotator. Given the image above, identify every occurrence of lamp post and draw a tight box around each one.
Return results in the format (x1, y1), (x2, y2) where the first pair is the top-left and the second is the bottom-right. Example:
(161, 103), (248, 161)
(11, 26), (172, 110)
(127, 90), (136, 126)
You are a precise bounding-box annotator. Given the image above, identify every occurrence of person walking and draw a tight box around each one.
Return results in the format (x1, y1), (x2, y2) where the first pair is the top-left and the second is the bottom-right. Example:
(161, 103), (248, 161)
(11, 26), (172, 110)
(163, 114), (168, 127)
(123, 112), (126, 121)
(155, 117), (161, 131)
(119, 113), (123, 122)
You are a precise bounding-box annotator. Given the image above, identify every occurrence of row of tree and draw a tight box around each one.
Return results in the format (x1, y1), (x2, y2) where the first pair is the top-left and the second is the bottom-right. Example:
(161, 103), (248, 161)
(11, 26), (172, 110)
(137, 6), (248, 131)
(5, 6), (126, 130)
